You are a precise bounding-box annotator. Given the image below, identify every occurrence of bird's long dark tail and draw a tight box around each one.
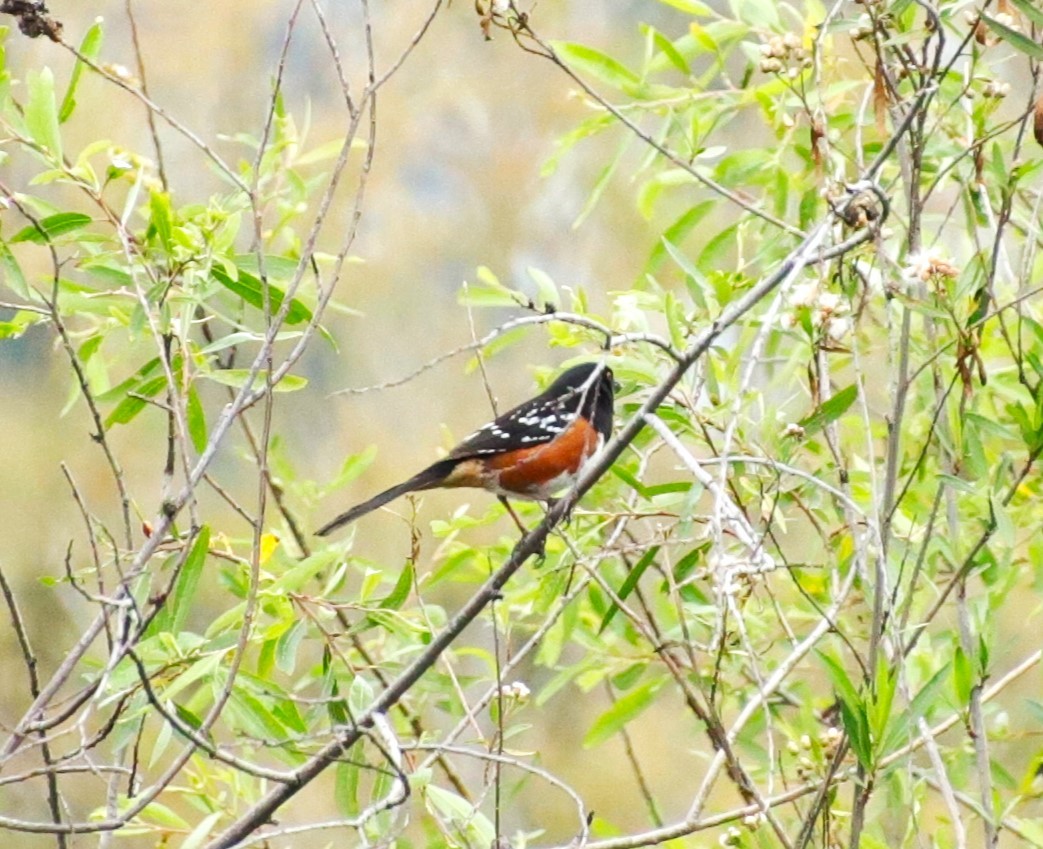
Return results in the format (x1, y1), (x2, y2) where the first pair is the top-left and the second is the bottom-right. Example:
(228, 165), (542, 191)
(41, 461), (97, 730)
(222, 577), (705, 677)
(315, 458), (458, 536)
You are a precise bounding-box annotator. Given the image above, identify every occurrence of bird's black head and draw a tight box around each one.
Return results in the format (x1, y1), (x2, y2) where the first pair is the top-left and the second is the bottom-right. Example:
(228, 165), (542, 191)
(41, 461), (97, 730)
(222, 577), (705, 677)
(545, 362), (615, 441)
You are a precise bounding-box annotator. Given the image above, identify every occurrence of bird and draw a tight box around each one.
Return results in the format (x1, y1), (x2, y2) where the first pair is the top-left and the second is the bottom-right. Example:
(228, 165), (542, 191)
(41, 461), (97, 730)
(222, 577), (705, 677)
(316, 362), (616, 536)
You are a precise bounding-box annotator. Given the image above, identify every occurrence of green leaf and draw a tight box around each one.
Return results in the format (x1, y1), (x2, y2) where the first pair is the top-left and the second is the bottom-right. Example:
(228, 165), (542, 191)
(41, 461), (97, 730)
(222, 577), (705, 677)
(869, 659), (896, 758)
(198, 330), (303, 356)
(882, 663), (949, 754)
(553, 42), (641, 90)
(378, 561), (414, 610)
(699, 223), (738, 270)
(268, 550), (340, 594)
(646, 202), (714, 275)
(819, 650), (872, 768)
(584, 678), (663, 747)
(527, 266), (559, 311)
(201, 369), (307, 393)
(1007, 0), (1043, 27)
(170, 526), (209, 633)
(978, 633), (989, 678)
(148, 190), (174, 251)
(25, 68), (62, 158)
(599, 546), (661, 633)
(425, 785), (484, 832)
(838, 696), (872, 771)
(9, 212), (92, 244)
(181, 812), (223, 849)
(257, 638), (276, 680)
(276, 619), (306, 675)
(990, 494), (1015, 548)
(1026, 700), (1043, 725)
(321, 647), (350, 726)
(159, 653), (223, 705)
(186, 383), (208, 454)
(799, 385), (858, 435)
(818, 650), (859, 709)
(59, 21), (103, 122)
(732, 0), (780, 28)
(611, 465), (650, 498)
(96, 356), (162, 403)
(647, 26), (690, 76)
(644, 481), (692, 497)
(983, 15), (1043, 59)
(227, 690), (286, 740)
(335, 760), (361, 817)
(139, 802), (190, 831)
(172, 701), (206, 735)
(0, 310), (44, 340)
(773, 168), (790, 219)
(953, 644), (973, 705)
(211, 265), (312, 325)
(458, 266), (526, 308)
(105, 374), (167, 427)
(799, 187), (820, 230)
(541, 113), (614, 178)
(79, 334), (104, 363)
(348, 674), (373, 718)
(0, 241), (29, 298)
(330, 444), (378, 489)
(656, 0), (712, 14)
(572, 135), (632, 228)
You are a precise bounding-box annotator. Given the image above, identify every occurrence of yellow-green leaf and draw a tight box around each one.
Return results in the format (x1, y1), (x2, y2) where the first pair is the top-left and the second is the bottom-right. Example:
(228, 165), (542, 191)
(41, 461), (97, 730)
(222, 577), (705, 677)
(554, 42), (641, 90)
(10, 212), (91, 244)
(983, 15), (1043, 59)
(584, 679), (663, 747)
(25, 67), (62, 158)
(201, 369), (307, 393)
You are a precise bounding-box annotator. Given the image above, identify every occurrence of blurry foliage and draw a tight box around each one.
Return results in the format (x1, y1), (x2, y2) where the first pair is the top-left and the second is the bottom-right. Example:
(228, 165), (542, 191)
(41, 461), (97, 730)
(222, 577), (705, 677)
(1, 1), (1043, 848)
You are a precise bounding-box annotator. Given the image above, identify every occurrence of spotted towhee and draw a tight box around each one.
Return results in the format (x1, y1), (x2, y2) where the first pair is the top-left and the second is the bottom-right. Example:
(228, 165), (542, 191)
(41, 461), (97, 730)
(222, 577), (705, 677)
(316, 362), (615, 536)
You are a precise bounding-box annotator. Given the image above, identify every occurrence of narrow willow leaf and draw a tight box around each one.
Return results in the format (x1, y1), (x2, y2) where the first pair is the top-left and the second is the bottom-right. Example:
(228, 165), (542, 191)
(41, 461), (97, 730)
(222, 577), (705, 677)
(645, 202), (714, 275)
(201, 369), (307, 393)
(983, 15), (1043, 59)
(181, 812), (223, 849)
(227, 690), (286, 741)
(0, 241), (29, 298)
(169, 526), (210, 633)
(186, 383), (208, 453)
(10, 212), (91, 244)
(881, 663), (949, 755)
(527, 266), (559, 311)
(275, 619), (307, 675)
(1008, 0), (1043, 27)
(211, 265), (312, 325)
(378, 561), (414, 610)
(583, 678), (663, 747)
(25, 67), (62, 158)
(139, 802), (190, 831)
(599, 546), (661, 634)
(104, 374), (167, 427)
(553, 42), (641, 90)
(335, 760), (361, 817)
(458, 266), (526, 308)
(148, 190), (174, 251)
(820, 651), (872, 768)
(656, 0), (712, 13)
(59, 21), (103, 122)
(648, 26), (690, 75)
(799, 384), (858, 435)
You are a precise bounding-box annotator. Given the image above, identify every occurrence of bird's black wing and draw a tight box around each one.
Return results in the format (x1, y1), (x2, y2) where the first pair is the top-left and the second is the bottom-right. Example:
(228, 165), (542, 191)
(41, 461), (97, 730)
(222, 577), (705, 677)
(448, 394), (579, 459)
